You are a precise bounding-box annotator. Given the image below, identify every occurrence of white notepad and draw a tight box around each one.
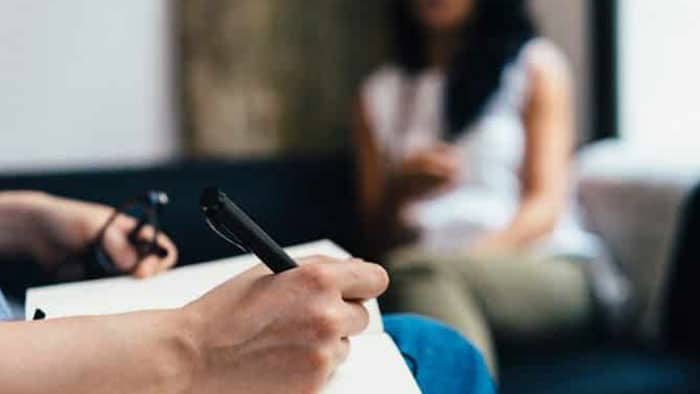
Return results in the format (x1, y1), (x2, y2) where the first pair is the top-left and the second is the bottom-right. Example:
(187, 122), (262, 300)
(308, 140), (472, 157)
(26, 240), (421, 394)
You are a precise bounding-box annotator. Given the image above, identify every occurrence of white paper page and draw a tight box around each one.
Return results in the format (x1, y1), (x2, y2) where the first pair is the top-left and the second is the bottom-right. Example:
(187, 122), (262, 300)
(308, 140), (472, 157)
(26, 240), (383, 334)
(322, 333), (421, 394)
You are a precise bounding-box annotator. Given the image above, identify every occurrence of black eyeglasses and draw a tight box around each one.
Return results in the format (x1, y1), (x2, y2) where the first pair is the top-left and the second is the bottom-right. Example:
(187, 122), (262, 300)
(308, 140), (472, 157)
(82, 191), (170, 279)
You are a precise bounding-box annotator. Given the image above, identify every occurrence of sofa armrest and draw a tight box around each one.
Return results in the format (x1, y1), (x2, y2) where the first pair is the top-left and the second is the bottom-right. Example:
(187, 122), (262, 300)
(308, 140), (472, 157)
(578, 141), (698, 339)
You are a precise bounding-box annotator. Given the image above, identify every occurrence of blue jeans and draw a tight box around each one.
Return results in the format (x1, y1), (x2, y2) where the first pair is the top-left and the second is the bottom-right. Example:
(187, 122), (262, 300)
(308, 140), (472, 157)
(384, 314), (495, 394)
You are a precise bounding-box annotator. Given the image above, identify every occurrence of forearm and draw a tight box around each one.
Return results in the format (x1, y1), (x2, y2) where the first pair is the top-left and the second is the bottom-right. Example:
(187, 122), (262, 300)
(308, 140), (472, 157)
(360, 175), (420, 259)
(358, 199), (396, 260)
(499, 196), (561, 248)
(0, 191), (47, 258)
(0, 310), (196, 394)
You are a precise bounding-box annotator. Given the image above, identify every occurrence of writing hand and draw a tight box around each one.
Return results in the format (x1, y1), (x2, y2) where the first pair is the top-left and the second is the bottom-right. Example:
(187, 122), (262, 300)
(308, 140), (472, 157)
(182, 255), (389, 393)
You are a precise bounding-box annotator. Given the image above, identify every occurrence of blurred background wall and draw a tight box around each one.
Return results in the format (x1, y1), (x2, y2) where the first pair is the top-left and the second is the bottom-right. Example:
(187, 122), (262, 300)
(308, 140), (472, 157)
(0, 0), (179, 173)
(182, 0), (593, 156)
(0, 0), (592, 171)
(617, 0), (700, 162)
(2, 0), (698, 173)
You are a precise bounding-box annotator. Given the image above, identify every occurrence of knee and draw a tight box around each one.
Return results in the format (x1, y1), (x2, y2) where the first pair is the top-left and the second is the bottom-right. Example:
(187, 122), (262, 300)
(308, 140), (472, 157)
(384, 314), (495, 394)
(386, 253), (445, 281)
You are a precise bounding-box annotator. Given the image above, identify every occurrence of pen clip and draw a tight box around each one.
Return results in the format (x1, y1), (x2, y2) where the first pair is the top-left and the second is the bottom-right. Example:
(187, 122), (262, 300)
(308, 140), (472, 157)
(204, 216), (249, 253)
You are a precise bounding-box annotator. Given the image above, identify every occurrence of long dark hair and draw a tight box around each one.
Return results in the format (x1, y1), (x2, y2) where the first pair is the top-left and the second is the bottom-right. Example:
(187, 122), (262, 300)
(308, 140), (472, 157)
(392, 0), (536, 138)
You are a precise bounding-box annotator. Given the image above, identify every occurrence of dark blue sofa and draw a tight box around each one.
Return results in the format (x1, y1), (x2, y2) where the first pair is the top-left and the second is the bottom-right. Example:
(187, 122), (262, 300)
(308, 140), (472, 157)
(1, 157), (699, 393)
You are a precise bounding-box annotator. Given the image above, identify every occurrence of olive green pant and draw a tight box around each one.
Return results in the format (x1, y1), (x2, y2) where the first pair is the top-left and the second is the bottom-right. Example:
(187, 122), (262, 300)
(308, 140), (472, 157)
(384, 248), (594, 377)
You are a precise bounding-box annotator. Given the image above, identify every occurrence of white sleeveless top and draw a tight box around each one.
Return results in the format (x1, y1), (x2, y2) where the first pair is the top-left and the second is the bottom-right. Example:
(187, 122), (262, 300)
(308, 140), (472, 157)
(361, 38), (601, 259)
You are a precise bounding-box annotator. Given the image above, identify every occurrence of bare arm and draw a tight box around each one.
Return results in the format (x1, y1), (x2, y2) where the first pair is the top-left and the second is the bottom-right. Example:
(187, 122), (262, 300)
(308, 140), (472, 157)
(0, 193), (187, 392)
(0, 257), (389, 393)
(473, 44), (575, 252)
(0, 192), (39, 257)
(0, 310), (192, 393)
(351, 97), (393, 258)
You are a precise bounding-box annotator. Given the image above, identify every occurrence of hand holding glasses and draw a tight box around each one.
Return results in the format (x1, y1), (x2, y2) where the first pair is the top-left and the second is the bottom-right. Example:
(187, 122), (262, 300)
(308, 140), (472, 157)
(79, 190), (171, 279)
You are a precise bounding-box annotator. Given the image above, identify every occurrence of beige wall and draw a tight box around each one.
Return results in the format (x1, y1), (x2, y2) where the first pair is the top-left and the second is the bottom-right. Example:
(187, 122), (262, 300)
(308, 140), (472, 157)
(181, 0), (388, 157)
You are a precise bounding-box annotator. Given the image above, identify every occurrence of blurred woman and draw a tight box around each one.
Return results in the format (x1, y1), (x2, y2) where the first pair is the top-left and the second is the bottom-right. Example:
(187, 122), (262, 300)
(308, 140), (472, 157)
(352, 0), (630, 375)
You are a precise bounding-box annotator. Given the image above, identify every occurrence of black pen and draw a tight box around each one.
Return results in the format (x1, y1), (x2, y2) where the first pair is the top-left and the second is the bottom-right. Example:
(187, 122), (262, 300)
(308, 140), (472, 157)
(200, 187), (298, 273)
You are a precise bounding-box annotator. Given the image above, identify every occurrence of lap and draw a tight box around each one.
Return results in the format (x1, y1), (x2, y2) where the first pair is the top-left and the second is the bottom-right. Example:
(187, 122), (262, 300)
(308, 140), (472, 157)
(387, 249), (593, 339)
